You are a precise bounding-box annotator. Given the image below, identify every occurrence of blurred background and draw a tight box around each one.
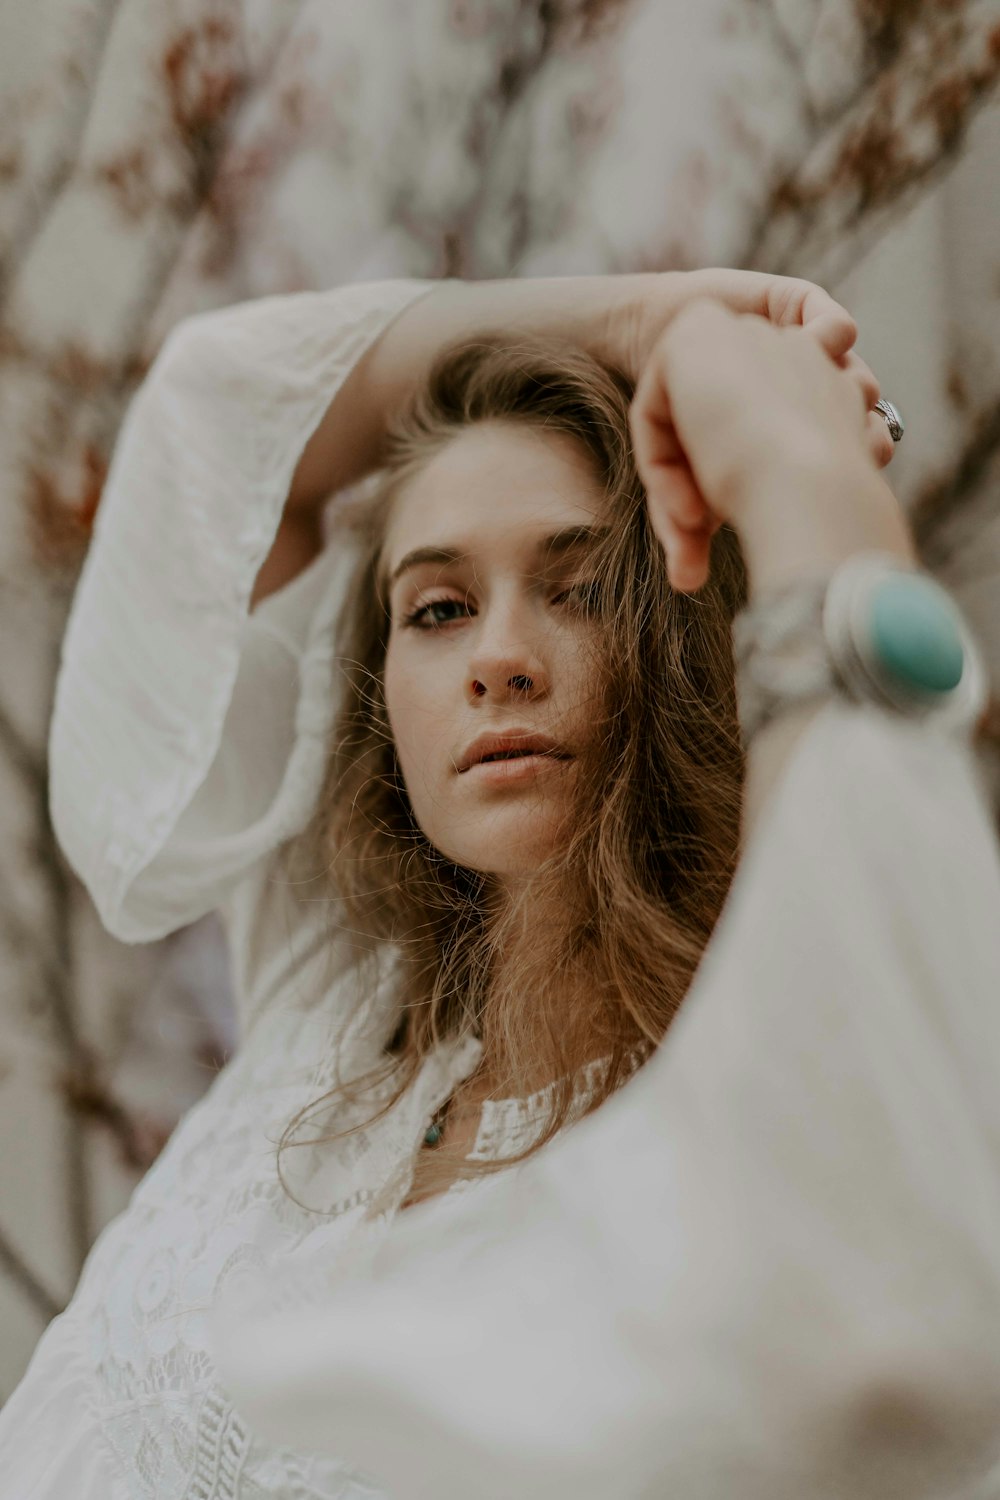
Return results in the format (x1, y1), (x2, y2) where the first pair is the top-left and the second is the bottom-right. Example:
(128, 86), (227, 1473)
(1, 0), (998, 1398)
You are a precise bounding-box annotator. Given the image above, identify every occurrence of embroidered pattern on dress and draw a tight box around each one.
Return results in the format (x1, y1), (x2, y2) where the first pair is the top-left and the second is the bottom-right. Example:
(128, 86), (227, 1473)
(188, 1390), (252, 1499)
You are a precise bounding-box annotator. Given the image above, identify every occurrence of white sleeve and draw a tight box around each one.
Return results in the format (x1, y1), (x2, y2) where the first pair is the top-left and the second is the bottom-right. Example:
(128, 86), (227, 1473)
(209, 701), (1000, 1500)
(48, 278), (438, 944)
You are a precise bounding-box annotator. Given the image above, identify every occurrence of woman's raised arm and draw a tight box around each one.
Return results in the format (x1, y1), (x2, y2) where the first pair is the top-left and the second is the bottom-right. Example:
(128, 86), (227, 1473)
(283, 268), (883, 513)
(283, 274), (641, 511)
(628, 297), (918, 841)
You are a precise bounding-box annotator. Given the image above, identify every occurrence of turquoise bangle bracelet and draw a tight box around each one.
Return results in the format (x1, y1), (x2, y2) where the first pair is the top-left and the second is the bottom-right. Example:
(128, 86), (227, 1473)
(823, 551), (987, 734)
(733, 551), (988, 748)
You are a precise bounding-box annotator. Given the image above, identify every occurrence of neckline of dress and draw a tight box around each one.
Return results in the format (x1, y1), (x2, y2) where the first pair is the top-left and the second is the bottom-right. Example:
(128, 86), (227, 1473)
(469, 1051), (618, 1159)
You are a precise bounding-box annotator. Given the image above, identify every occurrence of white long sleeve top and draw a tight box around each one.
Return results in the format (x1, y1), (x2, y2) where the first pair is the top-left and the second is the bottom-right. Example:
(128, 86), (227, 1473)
(3, 276), (1000, 1500)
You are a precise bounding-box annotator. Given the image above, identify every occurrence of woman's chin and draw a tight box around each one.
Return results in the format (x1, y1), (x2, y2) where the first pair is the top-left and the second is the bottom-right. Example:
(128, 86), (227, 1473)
(440, 814), (569, 881)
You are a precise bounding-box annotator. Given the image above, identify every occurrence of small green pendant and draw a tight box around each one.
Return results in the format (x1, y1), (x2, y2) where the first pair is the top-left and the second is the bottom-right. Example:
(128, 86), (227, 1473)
(869, 575), (965, 695)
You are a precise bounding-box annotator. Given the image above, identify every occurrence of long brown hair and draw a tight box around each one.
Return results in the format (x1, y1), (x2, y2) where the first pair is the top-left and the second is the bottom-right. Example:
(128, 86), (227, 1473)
(276, 330), (749, 1213)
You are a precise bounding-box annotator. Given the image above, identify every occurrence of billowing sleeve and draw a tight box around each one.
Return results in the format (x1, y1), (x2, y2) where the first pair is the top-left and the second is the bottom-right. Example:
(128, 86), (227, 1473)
(48, 278), (438, 944)
(209, 700), (1000, 1500)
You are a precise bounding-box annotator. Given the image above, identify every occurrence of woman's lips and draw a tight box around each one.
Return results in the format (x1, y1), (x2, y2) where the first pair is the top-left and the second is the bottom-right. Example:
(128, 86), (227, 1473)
(461, 752), (573, 786)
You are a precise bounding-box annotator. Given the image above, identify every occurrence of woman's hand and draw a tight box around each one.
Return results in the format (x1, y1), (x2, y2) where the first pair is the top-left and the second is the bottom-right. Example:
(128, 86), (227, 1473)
(628, 298), (915, 596)
(620, 268), (893, 463)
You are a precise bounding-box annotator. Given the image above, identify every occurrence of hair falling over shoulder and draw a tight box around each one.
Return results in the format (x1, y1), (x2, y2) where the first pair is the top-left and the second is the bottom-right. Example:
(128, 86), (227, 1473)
(275, 329), (750, 1214)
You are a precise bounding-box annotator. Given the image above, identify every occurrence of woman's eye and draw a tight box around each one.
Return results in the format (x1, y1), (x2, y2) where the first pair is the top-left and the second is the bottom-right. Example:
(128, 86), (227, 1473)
(556, 581), (601, 612)
(402, 597), (469, 629)
(401, 583), (601, 631)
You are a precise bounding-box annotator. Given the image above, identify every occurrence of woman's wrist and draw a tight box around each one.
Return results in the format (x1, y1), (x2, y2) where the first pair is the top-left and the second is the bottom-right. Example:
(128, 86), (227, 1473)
(737, 459), (918, 605)
(735, 460), (919, 839)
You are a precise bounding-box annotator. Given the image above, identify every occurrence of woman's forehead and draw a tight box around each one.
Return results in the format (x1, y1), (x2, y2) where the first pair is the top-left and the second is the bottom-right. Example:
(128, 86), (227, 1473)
(382, 423), (607, 571)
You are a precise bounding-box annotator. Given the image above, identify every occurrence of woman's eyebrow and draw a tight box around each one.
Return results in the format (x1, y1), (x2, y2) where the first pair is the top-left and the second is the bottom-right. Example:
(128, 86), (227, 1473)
(386, 525), (612, 592)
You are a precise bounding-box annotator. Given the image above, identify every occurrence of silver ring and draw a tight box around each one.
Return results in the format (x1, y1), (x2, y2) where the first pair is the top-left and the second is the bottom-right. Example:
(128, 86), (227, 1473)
(874, 397), (905, 443)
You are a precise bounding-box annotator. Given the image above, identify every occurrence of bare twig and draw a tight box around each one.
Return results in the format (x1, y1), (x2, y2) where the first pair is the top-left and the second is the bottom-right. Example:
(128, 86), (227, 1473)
(0, 697), (45, 789)
(910, 397), (1000, 555)
(55, 1049), (171, 1175)
(744, 6), (1000, 279)
(0, 0), (125, 291)
(0, 1222), (65, 1324)
(745, 0), (821, 131)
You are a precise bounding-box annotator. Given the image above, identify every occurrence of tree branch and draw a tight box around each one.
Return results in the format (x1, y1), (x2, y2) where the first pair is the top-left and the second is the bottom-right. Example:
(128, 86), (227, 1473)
(0, 1222), (65, 1324)
(745, 8), (1000, 280)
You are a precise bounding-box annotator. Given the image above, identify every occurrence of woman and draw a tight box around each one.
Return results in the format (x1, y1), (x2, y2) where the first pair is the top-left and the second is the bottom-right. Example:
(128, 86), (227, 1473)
(1, 273), (995, 1498)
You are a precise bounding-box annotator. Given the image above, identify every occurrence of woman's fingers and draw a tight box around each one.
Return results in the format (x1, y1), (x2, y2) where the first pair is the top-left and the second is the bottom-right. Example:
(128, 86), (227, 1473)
(837, 349), (880, 408)
(819, 342), (895, 468)
(857, 376), (896, 467)
(867, 408), (896, 468)
(834, 350), (894, 467)
(689, 270), (859, 356)
(648, 467), (712, 559)
(761, 277), (858, 358)
(796, 308), (857, 361)
(654, 510), (716, 594)
(627, 380), (715, 587)
(629, 340), (717, 568)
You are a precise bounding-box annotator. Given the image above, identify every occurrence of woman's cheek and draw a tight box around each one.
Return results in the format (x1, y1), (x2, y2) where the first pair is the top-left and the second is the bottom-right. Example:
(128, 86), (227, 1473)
(385, 659), (443, 795)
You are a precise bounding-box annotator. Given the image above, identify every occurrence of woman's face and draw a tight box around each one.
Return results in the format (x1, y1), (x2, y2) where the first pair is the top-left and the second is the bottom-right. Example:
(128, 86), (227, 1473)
(381, 421), (610, 890)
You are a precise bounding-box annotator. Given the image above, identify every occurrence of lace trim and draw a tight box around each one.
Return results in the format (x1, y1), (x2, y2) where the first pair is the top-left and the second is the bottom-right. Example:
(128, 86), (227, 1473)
(471, 1051), (627, 1160)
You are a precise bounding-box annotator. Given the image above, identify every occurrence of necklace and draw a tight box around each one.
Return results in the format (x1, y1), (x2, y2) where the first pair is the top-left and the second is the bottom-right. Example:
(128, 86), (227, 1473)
(423, 1097), (451, 1147)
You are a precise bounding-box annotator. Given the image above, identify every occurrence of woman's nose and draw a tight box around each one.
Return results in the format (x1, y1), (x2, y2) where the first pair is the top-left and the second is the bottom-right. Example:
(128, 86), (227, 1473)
(466, 604), (549, 701)
(469, 667), (541, 699)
